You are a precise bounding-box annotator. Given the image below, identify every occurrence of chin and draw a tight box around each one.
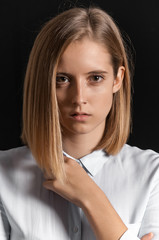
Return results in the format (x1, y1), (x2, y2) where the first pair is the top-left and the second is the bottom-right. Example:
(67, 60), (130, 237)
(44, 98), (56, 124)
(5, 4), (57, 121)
(70, 128), (92, 135)
(63, 126), (94, 135)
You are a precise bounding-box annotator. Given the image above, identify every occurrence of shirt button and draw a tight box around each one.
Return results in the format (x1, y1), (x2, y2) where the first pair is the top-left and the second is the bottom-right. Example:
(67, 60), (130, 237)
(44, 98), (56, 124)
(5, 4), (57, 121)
(72, 226), (78, 233)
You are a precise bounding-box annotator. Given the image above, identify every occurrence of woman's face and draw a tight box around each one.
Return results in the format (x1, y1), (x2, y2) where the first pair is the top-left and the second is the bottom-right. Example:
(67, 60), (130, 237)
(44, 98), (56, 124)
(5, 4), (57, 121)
(56, 38), (124, 138)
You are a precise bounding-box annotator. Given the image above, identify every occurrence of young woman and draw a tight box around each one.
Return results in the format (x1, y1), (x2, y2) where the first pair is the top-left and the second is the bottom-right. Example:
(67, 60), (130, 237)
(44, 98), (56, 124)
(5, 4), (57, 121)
(0, 7), (158, 240)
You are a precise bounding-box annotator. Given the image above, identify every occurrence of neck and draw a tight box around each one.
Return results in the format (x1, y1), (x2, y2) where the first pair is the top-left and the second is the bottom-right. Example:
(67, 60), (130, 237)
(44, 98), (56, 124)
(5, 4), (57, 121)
(62, 128), (104, 159)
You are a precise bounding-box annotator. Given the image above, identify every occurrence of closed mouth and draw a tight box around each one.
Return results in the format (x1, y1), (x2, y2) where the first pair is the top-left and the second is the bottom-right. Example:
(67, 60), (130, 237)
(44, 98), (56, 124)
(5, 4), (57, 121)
(70, 112), (91, 117)
(71, 113), (89, 116)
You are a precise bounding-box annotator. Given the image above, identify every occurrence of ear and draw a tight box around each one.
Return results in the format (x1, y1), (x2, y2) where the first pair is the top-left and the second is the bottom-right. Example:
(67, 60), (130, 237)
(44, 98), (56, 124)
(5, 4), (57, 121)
(113, 66), (125, 93)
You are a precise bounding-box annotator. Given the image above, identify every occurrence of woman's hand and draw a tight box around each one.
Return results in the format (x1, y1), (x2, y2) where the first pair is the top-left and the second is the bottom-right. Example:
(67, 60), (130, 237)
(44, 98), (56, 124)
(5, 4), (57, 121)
(43, 156), (127, 240)
(141, 233), (153, 240)
(43, 156), (97, 207)
(43, 157), (154, 240)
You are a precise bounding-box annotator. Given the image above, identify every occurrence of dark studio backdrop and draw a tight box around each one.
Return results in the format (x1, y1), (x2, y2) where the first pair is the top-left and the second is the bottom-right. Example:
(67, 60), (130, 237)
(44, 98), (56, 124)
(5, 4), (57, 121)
(0, 0), (159, 152)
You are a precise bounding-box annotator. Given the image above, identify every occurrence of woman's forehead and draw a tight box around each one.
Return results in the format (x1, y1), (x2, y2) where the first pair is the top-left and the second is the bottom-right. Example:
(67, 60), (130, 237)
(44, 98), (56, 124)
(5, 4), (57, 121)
(57, 38), (112, 72)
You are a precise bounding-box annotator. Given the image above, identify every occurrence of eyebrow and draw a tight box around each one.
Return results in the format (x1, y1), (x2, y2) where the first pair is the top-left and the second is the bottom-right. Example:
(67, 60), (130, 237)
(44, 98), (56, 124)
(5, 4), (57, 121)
(56, 70), (108, 76)
(56, 72), (73, 78)
(87, 70), (108, 75)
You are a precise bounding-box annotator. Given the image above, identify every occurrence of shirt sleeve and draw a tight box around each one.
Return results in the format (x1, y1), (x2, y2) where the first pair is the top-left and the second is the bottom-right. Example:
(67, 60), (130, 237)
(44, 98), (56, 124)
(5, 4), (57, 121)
(121, 157), (159, 240)
(0, 197), (10, 240)
(120, 229), (140, 240)
(137, 165), (159, 240)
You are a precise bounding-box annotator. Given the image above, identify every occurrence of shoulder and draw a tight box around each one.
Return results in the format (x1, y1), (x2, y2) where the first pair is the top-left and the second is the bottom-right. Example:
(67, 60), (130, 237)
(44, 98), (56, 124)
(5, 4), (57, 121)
(115, 144), (159, 179)
(119, 144), (159, 165)
(0, 147), (45, 217)
(0, 146), (40, 190)
(0, 145), (36, 168)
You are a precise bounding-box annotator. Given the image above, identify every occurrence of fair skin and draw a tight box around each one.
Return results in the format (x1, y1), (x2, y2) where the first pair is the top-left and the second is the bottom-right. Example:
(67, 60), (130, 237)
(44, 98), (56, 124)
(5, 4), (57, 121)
(56, 38), (123, 158)
(44, 38), (153, 240)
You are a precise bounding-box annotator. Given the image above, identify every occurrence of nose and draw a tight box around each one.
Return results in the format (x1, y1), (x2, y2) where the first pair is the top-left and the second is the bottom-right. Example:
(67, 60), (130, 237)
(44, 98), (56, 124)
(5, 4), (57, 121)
(71, 78), (87, 106)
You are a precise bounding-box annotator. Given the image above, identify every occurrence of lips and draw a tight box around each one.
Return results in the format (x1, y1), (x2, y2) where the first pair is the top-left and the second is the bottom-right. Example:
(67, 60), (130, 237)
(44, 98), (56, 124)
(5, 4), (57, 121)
(70, 112), (91, 121)
(70, 112), (91, 117)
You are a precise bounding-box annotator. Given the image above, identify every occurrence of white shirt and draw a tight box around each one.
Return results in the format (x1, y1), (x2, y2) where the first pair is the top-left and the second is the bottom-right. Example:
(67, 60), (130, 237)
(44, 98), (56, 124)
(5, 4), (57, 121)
(0, 144), (159, 240)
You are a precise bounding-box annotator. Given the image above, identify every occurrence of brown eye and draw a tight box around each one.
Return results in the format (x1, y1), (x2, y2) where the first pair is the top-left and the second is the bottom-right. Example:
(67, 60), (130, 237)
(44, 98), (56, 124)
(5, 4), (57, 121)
(56, 76), (69, 84)
(90, 75), (104, 82)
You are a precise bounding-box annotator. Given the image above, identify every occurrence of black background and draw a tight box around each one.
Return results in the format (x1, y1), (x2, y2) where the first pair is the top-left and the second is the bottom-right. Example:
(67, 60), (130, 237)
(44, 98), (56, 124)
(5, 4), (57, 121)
(0, 0), (159, 152)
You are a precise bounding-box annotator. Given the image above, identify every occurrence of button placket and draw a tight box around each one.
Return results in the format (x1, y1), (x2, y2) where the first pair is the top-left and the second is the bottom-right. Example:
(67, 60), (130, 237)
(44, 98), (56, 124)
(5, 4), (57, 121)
(68, 202), (81, 240)
(72, 225), (79, 233)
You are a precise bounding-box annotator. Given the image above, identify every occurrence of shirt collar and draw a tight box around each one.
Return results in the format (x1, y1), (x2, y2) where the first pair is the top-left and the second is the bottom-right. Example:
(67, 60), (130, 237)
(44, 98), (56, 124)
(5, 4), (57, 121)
(63, 149), (110, 177)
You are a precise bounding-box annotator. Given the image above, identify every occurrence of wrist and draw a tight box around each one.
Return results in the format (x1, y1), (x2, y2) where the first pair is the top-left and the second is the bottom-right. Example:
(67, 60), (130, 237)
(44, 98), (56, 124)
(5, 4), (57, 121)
(80, 186), (127, 240)
(81, 184), (105, 212)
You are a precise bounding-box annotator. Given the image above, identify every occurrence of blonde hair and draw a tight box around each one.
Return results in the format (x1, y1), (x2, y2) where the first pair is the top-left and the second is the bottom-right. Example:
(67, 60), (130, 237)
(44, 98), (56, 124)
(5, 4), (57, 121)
(21, 7), (132, 180)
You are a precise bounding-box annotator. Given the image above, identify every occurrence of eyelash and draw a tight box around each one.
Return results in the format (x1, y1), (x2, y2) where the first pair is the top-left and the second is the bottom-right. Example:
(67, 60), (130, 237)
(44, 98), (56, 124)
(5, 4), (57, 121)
(56, 74), (104, 85)
(89, 75), (104, 82)
(56, 76), (69, 84)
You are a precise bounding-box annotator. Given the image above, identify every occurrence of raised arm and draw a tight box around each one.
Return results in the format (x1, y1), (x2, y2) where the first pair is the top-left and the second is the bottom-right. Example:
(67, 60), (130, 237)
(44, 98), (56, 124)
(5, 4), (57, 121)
(43, 157), (154, 240)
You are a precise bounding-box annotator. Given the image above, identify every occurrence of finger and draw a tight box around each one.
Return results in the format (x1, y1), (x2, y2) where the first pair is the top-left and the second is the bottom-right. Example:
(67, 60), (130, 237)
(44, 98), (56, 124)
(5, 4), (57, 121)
(64, 156), (68, 162)
(43, 180), (53, 190)
(43, 169), (56, 180)
(141, 233), (154, 240)
(43, 178), (65, 191)
(64, 155), (75, 164)
(43, 180), (68, 199)
(43, 172), (51, 179)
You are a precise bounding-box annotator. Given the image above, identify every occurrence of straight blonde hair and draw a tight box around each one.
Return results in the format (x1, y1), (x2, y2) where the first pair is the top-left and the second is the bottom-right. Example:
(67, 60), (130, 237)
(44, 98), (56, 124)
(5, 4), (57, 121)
(21, 7), (133, 180)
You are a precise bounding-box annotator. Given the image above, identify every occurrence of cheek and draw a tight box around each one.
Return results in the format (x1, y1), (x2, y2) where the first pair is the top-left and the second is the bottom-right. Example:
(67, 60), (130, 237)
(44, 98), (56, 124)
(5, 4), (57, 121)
(96, 91), (113, 116)
(56, 89), (67, 104)
(96, 89), (113, 106)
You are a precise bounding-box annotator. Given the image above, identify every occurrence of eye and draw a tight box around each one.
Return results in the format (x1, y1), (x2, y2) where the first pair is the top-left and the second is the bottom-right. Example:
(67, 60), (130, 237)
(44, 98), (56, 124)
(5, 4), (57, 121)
(89, 75), (104, 82)
(56, 75), (69, 84)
